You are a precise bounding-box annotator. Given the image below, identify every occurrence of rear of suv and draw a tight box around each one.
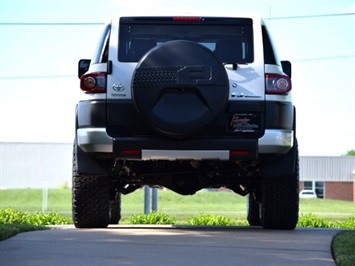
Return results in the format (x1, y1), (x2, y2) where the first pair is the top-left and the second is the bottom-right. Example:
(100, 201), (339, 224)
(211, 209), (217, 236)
(73, 14), (299, 230)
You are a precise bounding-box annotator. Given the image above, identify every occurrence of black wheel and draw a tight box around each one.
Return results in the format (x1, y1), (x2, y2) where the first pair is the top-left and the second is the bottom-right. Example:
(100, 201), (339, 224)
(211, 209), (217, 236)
(260, 141), (299, 230)
(132, 40), (229, 138)
(247, 193), (261, 226)
(109, 193), (121, 224)
(72, 143), (110, 228)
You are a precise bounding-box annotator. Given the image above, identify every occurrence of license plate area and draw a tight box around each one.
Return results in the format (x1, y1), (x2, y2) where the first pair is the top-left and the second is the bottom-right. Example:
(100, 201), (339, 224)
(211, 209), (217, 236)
(227, 113), (262, 133)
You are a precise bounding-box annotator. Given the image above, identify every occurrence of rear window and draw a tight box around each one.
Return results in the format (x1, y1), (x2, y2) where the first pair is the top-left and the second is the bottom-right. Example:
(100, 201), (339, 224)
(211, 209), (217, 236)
(118, 17), (254, 64)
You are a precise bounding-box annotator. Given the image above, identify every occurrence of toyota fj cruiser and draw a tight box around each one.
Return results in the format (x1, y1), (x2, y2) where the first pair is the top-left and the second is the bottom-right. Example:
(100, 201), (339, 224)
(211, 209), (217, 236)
(73, 14), (299, 230)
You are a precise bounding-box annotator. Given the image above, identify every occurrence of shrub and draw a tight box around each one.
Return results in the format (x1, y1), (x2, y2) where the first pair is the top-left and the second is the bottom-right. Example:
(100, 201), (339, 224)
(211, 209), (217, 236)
(297, 213), (355, 229)
(0, 208), (71, 241)
(187, 213), (235, 226)
(337, 215), (355, 229)
(0, 208), (72, 225)
(297, 213), (335, 228)
(128, 211), (175, 225)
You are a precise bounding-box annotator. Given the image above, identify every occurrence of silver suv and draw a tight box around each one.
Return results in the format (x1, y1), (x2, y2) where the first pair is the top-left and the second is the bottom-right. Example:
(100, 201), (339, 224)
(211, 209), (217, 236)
(73, 15), (299, 229)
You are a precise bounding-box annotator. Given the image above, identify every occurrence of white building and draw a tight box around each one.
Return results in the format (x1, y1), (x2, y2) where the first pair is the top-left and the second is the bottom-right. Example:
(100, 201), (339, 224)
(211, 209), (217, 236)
(0, 142), (72, 189)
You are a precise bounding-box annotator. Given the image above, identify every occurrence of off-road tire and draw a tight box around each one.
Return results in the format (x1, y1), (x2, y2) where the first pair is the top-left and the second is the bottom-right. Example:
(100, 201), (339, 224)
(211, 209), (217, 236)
(247, 194), (261, 226)
(109, 193), (121, 224)
(72, 143), (110, 228)
(260, 142), (299, 230)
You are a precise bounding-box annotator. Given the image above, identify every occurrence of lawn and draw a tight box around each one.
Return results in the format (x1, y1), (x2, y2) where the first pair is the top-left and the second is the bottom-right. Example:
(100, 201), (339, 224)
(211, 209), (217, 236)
(1, 188), (354, 223)
(0, 189), (71, 212)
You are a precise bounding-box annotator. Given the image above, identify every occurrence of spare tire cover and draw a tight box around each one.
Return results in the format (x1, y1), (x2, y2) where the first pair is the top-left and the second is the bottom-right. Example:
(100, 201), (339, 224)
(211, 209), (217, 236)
(132, 40), (229, 138)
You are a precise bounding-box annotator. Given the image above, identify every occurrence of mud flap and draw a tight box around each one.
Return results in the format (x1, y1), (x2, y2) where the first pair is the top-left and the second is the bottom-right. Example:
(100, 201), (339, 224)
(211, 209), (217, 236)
(75, 143), (111, 175)
(259, 141), (297, 178)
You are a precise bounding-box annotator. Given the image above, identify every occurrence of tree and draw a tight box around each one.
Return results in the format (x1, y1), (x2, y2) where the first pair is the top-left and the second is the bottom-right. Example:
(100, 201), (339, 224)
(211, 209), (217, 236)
(346, 149), (355, 156)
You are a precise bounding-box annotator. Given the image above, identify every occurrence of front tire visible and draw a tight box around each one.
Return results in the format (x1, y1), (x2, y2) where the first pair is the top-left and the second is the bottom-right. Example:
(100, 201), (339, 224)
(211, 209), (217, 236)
(109, 193), (122, 224)
(247, 193), (261, 226)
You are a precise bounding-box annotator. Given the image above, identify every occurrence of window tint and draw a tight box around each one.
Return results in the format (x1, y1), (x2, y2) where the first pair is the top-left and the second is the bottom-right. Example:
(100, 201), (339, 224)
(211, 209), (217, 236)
(118, 22), (253, 63)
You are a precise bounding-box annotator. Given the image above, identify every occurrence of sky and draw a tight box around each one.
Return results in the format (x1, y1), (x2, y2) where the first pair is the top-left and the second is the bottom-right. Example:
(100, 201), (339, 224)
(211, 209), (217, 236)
(0, 0), (354, 156)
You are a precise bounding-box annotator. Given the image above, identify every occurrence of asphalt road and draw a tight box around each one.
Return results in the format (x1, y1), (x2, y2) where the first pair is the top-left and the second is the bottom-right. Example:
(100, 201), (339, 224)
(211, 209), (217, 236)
(0, 225), (339, 266)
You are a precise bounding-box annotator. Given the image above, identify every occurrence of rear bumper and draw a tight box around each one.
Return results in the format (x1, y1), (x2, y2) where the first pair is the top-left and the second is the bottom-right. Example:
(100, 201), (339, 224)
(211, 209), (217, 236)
(77, 128), (112, 153)
(77, 127), (294, 158)
(258, 129), (293, 154)
(113, 136), (258, 160)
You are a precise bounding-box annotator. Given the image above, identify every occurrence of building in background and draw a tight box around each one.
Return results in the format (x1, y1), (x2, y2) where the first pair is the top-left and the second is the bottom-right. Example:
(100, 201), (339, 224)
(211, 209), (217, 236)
(299, 156), (355, 202)
(1, 142), (354, 202)
(0, 142), (72, 189)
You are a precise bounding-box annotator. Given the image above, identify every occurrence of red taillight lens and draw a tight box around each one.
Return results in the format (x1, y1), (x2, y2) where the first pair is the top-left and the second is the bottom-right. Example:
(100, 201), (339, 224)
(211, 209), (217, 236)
(230, 150), (249, 156)
(122, 150), (140, 155)
(265, 74), (292, 94)
(117, 149), (141, 160)
(80, 72), (106, 93)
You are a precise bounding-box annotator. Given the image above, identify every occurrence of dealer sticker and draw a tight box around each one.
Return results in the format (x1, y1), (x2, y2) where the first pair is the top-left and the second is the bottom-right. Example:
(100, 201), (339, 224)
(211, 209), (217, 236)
(227, 113), (261, 133)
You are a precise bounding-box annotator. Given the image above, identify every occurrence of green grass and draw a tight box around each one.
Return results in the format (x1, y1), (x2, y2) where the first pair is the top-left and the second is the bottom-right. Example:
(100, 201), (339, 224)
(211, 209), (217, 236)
(1, 188), (354, 223)
(332, 231), (355, 266)
(0, 189), (71, 212)
(299, 198), (355, 218)
(121, 189), (249, 223)
(123, 189), (247, 211)
(0, 224), (47, 241)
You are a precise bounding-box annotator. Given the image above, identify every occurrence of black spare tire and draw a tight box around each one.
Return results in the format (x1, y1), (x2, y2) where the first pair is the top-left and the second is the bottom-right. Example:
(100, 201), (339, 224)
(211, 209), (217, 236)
(132, 40), (229, 138)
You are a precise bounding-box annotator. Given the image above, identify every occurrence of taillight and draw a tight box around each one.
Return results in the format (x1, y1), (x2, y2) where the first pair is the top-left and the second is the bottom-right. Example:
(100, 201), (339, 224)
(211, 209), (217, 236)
(173, 17), (201, 22)
(265, 74), (292, 94)
(80, 72), (106, 93)
(116, 149), (141, 160)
